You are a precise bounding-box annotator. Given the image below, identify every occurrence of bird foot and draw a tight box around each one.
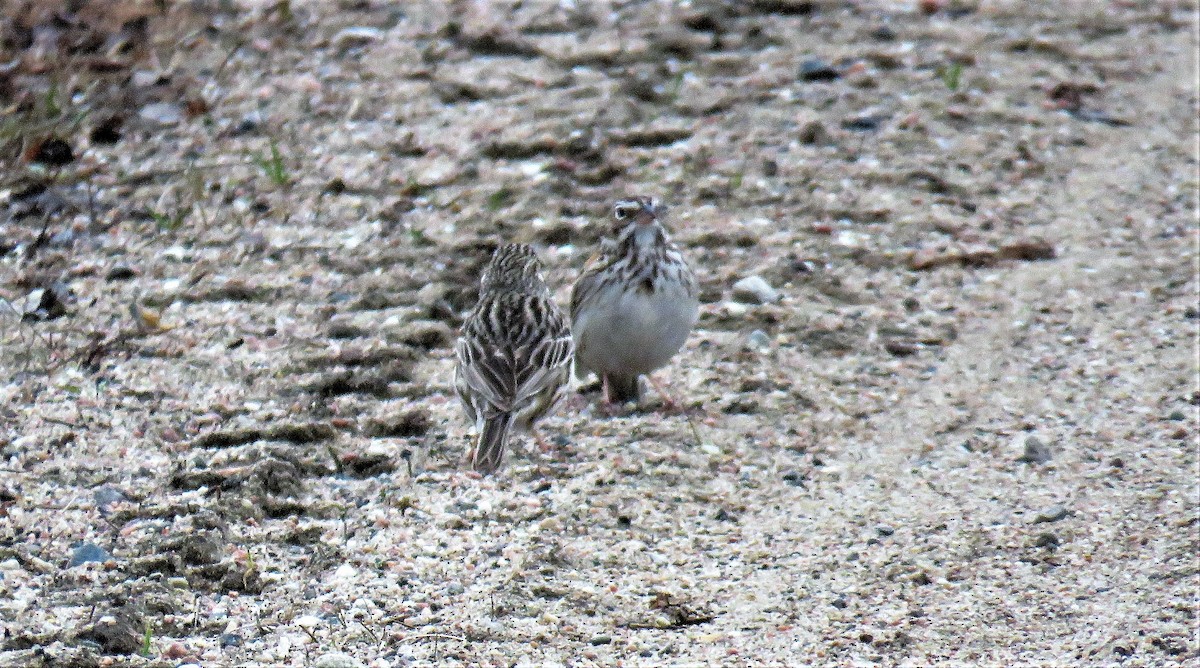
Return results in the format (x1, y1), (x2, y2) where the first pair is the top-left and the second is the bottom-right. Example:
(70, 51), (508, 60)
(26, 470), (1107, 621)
(646, 375), (683, 413)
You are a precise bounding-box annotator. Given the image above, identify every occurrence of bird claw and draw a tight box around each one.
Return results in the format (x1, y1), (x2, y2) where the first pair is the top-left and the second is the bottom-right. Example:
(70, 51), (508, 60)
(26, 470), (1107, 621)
(646, 375), (684, 413)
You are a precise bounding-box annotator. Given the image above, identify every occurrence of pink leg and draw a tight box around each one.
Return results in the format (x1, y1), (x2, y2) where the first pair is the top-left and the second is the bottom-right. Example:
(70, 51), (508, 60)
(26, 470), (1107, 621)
(600, 375), (617, 414)
(533, 430), (553, 453)
(646, 375), (680, 411)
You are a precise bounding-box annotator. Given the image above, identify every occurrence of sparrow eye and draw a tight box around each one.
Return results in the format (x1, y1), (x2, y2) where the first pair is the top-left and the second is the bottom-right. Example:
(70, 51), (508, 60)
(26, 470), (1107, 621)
(614, 207), (628, 220)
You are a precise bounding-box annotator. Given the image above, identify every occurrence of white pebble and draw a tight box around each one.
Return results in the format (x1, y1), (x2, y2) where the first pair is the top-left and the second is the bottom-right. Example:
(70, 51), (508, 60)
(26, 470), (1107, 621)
(732, 275), (781, 304)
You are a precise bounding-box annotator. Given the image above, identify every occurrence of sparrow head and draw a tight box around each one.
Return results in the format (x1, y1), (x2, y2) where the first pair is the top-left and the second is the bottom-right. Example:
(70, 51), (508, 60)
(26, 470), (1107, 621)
(480, 243), (546, 295)
(612, 196), (659, 230)
(611, 196), (669, 252)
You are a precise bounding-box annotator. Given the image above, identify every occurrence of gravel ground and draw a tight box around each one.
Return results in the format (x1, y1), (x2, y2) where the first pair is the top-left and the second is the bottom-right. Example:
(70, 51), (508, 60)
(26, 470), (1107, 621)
(1, 1), (1197, 666)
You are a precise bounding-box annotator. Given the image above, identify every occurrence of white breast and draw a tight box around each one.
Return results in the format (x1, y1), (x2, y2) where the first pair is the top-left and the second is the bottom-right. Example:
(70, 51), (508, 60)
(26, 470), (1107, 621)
(574, 278), (698, 377)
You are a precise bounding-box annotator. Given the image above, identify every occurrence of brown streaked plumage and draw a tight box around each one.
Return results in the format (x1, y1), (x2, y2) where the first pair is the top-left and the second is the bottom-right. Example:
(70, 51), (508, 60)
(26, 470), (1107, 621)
(454, 244), (573, 474)
(570, 197), (698, 404)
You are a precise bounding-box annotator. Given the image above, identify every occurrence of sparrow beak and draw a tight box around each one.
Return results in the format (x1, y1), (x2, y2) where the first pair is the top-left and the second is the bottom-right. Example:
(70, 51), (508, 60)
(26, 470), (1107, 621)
(634, 209), (656, 225)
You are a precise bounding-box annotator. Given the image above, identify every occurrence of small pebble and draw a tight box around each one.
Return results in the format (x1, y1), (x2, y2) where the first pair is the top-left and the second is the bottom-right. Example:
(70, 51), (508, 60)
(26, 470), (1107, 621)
(219, 633), (242, 648)
(105, 265), (138, 281)
(294, 615), (321, 629)
(842, 115), (883, 132)
(834, 230), (870, 248)
(799, 119), (829, 144)
(745, 329), (771, 350)
(49, 227), (77, 246)
(1017, 436), (1053, 464)
(69, 542), (112, 567)
(1034, 532), (1060, 548)
(871, 25), (897, 41)
(333, 27), (385, 50)
(781, 471), (806, 487)
(232, 112), (261, 135)
(314, 652), (366, 668)
(139, 102), (185, 125)
(18, 285), (70, 321)
(446, 583), (465, 595)
(722, 301), (750, 317)
(93, 485), (128, 509)
(590, 635), (613, 646)
(831, 596), (848, 609)
(1032, 505), (1068, 524)
(875, 525), (894, 537)
(884, 340), (919, 357)
(799, 58), (839, 82)
(732, 275), (780, 304)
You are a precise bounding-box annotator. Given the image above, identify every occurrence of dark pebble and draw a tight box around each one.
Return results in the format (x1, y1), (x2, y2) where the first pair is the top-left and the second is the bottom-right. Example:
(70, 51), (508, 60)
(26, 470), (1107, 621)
(884, 340), (919, 357)
(93, 485), (128, 512)
(871, 25), (897, 41)
(327, 322), (366, 338)
(842, 115), (884, 132)
(1167, 410), (1186, 421)
(1017, 436), (1053, 464)
(1069, 108), (1131, 127)
(799, 58), (839, 82)
(232, 113), (261, 135)
(1034, 532), (1060, 549)
(173, 531), (223, 566)
(831, 596), (848, 609)
(589, 635), (612, 646)
(325, 178), (347, 195)
(875, 525), (894, 537)
(90, 116), (123, 144)
(798, 119), (829, 144)
(781, 471), (806, 487)
(449, 501), (478, 514)
(1032, 505), (1069, 524)
(220, 633), (243, 648)
(49, 228), (78, 247)
(69, 542), (113, 567)
(622, 69), (662, 102)
(30, 136), (75, 167)
(76, 609), (142, 655)
(106, 265), (138, 281)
